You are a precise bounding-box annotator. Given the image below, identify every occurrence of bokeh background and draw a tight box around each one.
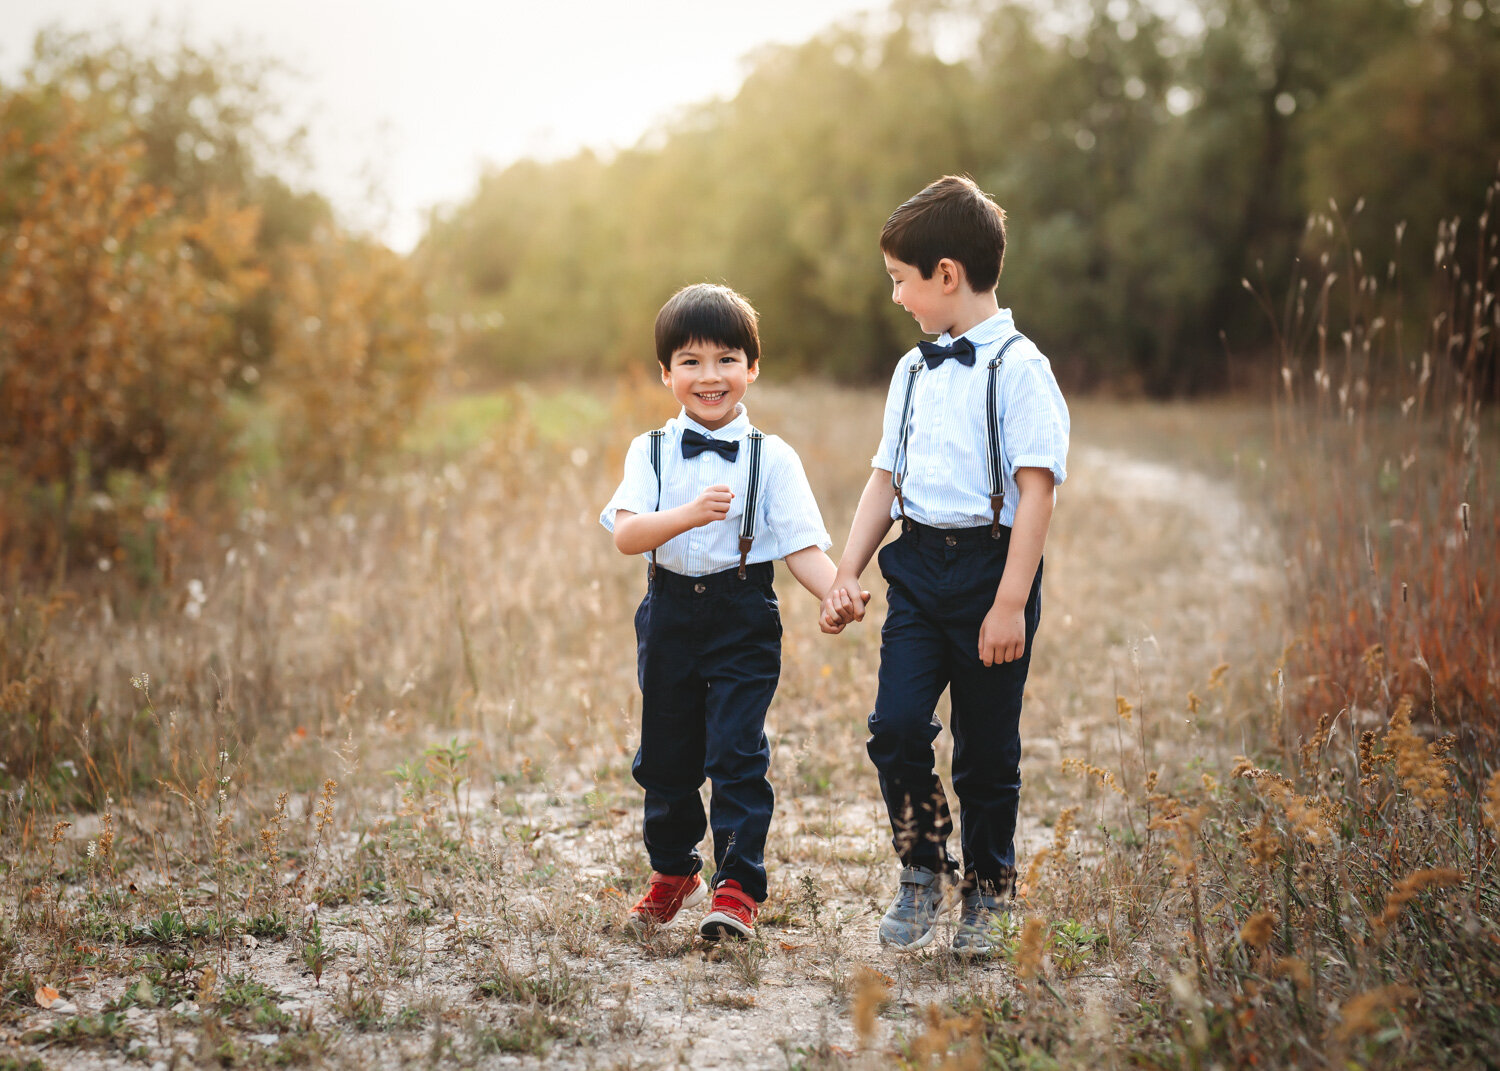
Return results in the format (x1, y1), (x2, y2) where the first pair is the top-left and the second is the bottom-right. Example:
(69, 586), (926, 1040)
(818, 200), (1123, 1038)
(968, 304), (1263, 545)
(2, 5), (1498, 1066)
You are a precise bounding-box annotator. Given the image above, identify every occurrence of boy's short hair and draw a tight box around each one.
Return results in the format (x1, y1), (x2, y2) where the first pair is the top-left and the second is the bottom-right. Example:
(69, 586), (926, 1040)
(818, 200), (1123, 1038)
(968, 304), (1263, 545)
(880, 175), (1007, 292)
(655, 283), (761, 367)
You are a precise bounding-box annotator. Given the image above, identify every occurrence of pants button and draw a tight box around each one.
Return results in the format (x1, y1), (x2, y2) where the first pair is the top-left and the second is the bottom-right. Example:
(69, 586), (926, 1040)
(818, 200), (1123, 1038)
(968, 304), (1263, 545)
(945, 535), (957, 547)
(694, 583), (707, 594)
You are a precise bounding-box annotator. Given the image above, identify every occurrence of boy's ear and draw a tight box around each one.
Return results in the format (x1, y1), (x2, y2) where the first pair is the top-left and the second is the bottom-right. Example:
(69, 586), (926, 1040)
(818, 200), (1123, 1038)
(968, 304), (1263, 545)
(747, 359), (759, 384)
(936, 258), (965, 294)
(660, 363), (673, 387)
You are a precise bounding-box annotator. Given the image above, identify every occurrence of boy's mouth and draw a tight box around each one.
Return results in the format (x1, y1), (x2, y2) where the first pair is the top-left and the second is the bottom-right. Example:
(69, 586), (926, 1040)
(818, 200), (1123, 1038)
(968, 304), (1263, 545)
(696, 391), (727, 404)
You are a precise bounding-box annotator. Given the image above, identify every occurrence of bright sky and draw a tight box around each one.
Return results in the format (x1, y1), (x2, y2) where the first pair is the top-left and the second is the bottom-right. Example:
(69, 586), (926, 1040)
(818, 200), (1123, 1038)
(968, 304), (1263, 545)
(0, 0), (880, 251)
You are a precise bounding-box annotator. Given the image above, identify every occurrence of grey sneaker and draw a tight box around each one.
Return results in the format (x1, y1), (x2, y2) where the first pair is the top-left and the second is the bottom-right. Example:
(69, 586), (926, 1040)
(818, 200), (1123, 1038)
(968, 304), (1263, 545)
(877, 866), (948, 951)
(951, 884), (1010, 957)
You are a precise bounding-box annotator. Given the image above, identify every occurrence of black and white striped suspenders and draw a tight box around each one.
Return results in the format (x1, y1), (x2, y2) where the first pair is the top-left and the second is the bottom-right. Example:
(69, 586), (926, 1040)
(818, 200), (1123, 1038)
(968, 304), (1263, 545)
(647, 429), (666, 579)
(646, 426), (765, 581)
(891, 333), (1028, 537)
(736, 430), (765, 579)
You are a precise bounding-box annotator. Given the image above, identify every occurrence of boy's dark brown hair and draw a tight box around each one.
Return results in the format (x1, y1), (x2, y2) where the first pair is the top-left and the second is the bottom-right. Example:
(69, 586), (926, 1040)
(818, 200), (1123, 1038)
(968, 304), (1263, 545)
(654, 283), (761, 368)
(880, 175), (1008, 292)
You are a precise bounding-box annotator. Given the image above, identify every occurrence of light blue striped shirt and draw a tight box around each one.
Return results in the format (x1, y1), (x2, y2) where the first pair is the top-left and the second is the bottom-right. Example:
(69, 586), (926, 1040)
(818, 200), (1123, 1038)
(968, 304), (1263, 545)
(601, 405), (833, 577)
(871, 309), (1069, 528)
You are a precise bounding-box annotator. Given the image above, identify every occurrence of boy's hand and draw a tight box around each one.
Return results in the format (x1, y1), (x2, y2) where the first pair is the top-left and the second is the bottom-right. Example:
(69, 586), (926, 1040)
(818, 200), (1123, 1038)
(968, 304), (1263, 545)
(683, 485), (734, 528)
(819, 578), (871, 633)
(819, 601), (848, 634)
(978, 602), (1027, 666)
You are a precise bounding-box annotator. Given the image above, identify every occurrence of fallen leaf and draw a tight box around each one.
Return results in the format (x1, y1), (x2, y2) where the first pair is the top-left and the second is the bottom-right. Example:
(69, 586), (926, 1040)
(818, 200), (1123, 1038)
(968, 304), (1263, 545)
(34, 985), (59, 1008)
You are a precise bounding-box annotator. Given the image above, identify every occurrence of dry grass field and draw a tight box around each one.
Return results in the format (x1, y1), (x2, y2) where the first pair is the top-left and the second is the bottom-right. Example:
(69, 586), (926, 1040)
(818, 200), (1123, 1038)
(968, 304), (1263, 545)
(2, 383), (1496, 1070)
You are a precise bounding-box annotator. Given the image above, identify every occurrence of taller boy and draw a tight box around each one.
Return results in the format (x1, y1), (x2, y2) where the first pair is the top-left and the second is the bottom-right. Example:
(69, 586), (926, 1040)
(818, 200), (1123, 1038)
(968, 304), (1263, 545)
(823, 176), (1069, 955)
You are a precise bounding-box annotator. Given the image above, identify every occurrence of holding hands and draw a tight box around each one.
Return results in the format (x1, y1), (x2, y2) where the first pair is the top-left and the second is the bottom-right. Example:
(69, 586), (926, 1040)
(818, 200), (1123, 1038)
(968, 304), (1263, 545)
(819, 573), (870, 635)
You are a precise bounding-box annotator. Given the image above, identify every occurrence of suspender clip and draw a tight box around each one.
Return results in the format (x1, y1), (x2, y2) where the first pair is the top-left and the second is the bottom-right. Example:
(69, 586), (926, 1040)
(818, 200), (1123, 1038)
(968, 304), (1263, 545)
(990, 493), (1005, 539)
(737, 536), (753, 580)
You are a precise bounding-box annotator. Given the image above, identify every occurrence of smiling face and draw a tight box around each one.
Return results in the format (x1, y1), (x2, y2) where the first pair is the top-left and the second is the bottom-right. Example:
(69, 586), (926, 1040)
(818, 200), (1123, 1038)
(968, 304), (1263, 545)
(661, 339), (758, 429)
(884, 252), (958, 336)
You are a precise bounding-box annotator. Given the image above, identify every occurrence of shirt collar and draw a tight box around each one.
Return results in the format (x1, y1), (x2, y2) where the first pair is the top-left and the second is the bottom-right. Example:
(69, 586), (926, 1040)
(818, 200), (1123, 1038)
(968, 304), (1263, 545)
(936, 308), (1015, 348)
(675, 403), (750, 439)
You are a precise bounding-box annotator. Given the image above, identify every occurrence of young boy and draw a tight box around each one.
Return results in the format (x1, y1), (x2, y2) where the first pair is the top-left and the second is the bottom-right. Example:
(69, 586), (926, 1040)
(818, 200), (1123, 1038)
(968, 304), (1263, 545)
(822, 175), (1069, 956)
(602, 283), (858, 940)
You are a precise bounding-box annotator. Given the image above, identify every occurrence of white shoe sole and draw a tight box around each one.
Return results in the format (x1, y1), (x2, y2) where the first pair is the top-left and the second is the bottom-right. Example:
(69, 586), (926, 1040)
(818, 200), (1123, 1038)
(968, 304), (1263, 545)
(627, 879), (707, 932)
(698, 909), (754, 940)
(879, 921), (940, 952)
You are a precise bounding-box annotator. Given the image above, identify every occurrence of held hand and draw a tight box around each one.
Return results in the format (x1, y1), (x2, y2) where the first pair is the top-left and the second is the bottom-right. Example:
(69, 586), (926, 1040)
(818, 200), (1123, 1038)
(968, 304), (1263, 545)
(978, 603), (1027, 667)
(684, 484), (734, 528)
(820, 579), (871, 631)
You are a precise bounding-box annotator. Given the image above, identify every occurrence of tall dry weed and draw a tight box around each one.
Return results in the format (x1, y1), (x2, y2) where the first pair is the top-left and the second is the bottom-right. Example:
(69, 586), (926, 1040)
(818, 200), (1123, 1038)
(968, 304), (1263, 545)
(1258, 174), (1499, 754)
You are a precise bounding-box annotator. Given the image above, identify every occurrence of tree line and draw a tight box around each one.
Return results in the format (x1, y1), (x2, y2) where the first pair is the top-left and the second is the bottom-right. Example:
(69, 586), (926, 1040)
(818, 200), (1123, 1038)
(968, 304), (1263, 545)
(424, 0), (1500, 396)
(2, 1), (1498, 580)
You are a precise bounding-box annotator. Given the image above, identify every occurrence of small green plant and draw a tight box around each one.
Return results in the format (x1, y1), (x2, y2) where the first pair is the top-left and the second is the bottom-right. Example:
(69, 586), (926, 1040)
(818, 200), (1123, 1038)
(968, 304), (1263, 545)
(712, 936), (769, 988)
(217, 974), (291, 1029)
(22, 1010), (136, 1050)
(140, 910), (187, 945)
(246, 909), (290, 940)
(475, 956), (578, 1009)
(425, 737), (475, 837)
(301, 915), (336, 987)
(337, 971), (386, 1031)
(1050, 917), (1107, 973)
(472, 1008), (569, 1056)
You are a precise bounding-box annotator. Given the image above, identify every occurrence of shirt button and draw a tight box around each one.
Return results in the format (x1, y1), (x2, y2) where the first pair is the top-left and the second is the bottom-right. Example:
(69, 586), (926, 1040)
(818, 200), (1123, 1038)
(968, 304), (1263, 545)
(945, 535), (957, 547)
(694, 583), (707, 594)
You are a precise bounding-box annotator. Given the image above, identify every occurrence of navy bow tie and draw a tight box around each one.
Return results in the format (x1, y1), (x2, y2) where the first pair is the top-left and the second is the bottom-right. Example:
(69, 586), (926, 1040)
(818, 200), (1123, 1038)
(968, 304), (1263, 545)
(918, 337), (976, 369)
(681, 428), (740, 461)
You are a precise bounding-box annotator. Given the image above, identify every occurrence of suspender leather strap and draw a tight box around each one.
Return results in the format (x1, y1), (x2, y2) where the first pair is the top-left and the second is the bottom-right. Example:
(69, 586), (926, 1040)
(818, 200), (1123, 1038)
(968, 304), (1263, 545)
(647, 429), (666, 579)
(987, 333), (1028, 538)
(737, 429), (764, 579)
(891, 359), (923, 531)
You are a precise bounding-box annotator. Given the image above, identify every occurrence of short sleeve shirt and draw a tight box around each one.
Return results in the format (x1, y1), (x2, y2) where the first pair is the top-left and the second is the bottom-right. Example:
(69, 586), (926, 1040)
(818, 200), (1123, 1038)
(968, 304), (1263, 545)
(871, 309), (1069, 528)
(600, 405), (832, 576)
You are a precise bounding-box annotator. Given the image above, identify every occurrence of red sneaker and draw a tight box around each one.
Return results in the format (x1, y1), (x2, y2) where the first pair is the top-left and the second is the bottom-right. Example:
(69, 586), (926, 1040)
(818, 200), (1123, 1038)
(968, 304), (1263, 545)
(698, 879), (759, 940)
(628, 872), (707, 931)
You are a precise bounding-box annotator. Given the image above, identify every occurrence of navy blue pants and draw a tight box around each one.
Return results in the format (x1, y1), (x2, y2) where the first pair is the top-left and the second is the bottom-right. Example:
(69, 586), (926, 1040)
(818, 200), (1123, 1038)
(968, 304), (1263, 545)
(632, 561), (780, 902)
(867, 523), (1042, 891)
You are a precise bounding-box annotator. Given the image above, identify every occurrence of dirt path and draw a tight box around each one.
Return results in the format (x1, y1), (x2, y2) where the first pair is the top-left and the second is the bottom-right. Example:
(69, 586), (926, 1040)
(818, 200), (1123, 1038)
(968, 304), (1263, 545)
(9, 416), (1284, 1071)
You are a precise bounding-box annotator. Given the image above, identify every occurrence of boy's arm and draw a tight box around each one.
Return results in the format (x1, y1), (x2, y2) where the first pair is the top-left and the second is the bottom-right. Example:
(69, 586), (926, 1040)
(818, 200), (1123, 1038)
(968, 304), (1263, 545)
(784, 546), (871, 634)
(612, 485), (734, 555)
(978, 466), (1055, 666)
(822, 468), (897, 624)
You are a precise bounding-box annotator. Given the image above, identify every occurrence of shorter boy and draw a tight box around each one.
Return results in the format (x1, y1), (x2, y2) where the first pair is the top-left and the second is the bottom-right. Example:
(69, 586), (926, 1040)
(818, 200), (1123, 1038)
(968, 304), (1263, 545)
(602, 283), (858, 940)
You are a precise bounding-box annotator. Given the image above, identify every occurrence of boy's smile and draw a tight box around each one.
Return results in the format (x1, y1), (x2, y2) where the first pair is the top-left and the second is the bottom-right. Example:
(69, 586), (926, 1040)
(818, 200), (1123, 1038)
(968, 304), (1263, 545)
(884, 252), (954, 336)
(663, 340), (758, 430)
